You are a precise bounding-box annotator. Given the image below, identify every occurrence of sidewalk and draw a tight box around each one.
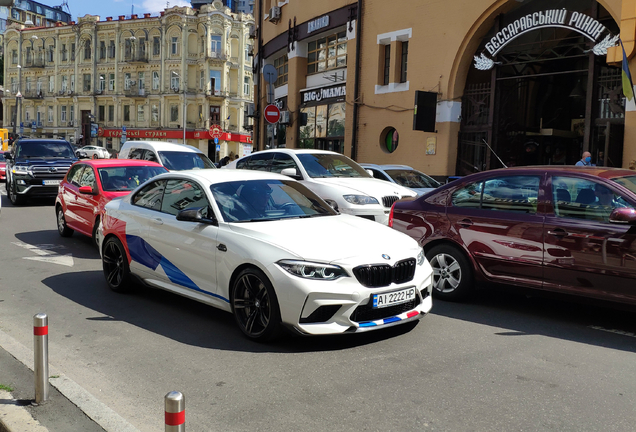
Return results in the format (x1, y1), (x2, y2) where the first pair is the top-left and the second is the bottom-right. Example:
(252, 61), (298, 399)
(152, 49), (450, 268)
(0, 329), (139, 432)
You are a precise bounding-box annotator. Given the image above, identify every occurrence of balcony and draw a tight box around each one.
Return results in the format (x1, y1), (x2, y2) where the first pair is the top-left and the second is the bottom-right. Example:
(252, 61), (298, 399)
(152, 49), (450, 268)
(206, 89), (229, 97)
(123, 53), (149, 64)
(23, 90), (44, 99)
(207, 52), (227, 61)
(24, 59), (45, 68)
(124, 87), (148, 99)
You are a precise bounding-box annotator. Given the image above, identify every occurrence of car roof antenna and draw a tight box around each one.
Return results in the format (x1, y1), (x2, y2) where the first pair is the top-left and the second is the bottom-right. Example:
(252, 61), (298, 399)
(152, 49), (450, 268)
(482, 139), (508, 169)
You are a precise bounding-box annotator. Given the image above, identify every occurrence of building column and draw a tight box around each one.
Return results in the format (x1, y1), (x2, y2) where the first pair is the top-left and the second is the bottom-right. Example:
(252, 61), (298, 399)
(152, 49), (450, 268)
(284, 43), (307, 148)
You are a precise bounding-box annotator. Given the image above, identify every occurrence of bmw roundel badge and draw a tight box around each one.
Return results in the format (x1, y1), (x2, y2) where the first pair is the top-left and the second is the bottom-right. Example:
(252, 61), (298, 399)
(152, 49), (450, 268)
(382, 254), (391, 260)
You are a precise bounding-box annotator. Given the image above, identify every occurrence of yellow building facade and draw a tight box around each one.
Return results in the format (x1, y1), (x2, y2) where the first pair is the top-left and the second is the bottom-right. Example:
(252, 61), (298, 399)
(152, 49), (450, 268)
(256, 0), (636, 177)
(3, 0), (254, 161)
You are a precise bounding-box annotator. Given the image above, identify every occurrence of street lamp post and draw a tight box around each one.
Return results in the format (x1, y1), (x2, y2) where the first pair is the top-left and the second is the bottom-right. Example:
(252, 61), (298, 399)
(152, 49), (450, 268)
(15, 65), (22, 137)
(172, 71), (186, 145)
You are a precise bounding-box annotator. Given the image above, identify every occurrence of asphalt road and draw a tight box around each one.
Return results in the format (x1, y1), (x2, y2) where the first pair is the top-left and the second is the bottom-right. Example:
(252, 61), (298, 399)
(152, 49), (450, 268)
(1, 185), (636, 431)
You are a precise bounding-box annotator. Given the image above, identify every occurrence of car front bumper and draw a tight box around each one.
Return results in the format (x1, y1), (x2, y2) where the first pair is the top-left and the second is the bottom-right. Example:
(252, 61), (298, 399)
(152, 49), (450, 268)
(270, 263), (433, 336)
(338, 207), (392, 225)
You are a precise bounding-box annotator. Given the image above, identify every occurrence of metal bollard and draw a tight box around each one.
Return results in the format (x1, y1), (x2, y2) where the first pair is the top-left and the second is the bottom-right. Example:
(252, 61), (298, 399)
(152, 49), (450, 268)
(33, 313), (49, 404)
(165, 391), (185, 431)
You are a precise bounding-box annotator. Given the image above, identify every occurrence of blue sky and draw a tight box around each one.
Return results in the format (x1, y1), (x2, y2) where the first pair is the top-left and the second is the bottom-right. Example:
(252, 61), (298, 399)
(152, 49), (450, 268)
(65, 0), (191, 21)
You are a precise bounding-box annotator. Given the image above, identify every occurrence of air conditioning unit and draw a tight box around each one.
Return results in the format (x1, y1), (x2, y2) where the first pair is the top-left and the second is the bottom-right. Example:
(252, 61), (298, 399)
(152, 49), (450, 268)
(59, 90), (64, 95)
(246, 103), (256, 118)
(67, 90), (73, 95)
(210, 52), (217, 58)
(10, 122), (15, 126)
(129, 80), (137, 86)
(95, 90), (102, 95)
(269, 6), (281, 22)
(172, 87), (180, 93)
(279, 110), (291, 125)
(68, 122), (73, 127)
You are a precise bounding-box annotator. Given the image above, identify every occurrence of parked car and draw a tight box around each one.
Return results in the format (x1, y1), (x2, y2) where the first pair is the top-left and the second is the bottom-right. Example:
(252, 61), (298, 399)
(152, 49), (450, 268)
(99, 169), (433, 341)
(119, 141), (216, 171)
(5, 138), (78, 205)
(80, 145), (110, 159)
(0, 152), (6, 182)
(360, 163), (440, 196)
(389, 166), (636, 305)
(225, 149), (417, 225)
(56, 159), (167, 246)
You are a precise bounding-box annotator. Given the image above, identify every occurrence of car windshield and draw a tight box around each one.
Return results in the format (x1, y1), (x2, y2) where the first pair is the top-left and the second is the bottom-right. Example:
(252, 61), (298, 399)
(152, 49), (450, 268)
(0, 153), (5, 162)
(98, 166), (168, 191)
(158, 151), (215, 170)
(297, 153), (370, 178)
(211, 179), (337, 222)
(16, 142), (74, 159)
(385, 169), (440, 189)
(612, 175), (636, 195)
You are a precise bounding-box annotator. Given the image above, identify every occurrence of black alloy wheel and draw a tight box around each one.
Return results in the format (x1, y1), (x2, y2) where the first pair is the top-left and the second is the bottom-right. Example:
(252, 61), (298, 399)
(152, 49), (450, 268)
(8, 178), (23, 205)
(56, 206), (74, 237)
(426, 244), (473, 302)
(231, 268), (281, 341)
(102, 237), (131, 292)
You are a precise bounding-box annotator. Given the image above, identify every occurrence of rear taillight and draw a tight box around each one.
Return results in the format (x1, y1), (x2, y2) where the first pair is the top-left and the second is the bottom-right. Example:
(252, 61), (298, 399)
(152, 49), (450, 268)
(388, 204), (395, 227)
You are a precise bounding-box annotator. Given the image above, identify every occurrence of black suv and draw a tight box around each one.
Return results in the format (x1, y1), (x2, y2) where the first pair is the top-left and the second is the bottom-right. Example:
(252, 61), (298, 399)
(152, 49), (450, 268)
(5, 139), (77, 205)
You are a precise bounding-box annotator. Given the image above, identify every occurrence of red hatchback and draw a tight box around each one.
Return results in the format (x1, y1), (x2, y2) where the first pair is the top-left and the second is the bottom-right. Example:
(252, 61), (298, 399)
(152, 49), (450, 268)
(389, 166), (636, 305)
(0, 152), (6, 181)
(55, 159), (167, 245)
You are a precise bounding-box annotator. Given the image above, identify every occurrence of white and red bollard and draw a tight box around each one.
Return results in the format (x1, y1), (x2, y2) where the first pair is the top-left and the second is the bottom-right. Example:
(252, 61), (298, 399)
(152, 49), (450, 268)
(33, 313), (49, 404)
(165, 391), (185, 431)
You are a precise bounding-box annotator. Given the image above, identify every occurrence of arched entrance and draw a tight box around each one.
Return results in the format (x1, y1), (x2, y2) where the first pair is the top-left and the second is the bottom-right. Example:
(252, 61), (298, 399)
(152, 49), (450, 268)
(457, 0), (622, 174)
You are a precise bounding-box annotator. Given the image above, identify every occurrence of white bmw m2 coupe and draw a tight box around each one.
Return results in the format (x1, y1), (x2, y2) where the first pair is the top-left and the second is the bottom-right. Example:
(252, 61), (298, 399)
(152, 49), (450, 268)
(99, 169), (433, 341)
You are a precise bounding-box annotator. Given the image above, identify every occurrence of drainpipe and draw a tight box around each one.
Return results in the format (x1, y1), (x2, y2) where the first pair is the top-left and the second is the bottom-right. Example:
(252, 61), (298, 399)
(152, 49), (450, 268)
(254, 0), (263, 151)
(350, 0), (362, 160)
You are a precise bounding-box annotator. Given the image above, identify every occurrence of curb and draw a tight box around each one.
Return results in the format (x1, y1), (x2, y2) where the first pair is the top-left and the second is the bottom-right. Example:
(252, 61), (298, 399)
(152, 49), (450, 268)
(0, 390), (49, 432)
(0, 328), (139, 432)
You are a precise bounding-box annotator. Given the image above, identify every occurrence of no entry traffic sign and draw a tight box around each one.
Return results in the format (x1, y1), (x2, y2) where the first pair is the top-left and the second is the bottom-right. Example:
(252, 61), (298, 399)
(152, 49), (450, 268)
(264, 104), (281, 124)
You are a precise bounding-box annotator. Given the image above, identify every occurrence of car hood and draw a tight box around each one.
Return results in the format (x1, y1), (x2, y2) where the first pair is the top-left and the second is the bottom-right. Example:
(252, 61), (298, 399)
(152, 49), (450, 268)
(14, 157), (76, 165)
(309, 177), (417, 198)
(227, 214), (420, 263)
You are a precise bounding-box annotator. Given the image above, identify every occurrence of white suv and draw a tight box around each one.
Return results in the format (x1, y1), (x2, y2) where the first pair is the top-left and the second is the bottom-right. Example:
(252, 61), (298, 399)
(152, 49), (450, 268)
(226, 149), (417, 224)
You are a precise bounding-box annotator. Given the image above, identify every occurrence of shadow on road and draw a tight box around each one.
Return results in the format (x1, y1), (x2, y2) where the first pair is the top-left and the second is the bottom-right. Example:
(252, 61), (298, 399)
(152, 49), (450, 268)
(430, 286), (636, 353)
(41, 270), (419, 353)
(14, 230), (100, 260)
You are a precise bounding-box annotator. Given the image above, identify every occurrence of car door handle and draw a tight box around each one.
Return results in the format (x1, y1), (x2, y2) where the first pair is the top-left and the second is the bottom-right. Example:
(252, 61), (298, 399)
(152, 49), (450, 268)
(151, 218), (163, 226)
(217, 243), (227, 252)
(457, 218), (473, 227)
(548, 228), (568, 237)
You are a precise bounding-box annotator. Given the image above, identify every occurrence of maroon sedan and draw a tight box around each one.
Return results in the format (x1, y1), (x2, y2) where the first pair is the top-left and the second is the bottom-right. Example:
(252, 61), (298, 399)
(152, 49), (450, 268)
(389, 166), (636, 305)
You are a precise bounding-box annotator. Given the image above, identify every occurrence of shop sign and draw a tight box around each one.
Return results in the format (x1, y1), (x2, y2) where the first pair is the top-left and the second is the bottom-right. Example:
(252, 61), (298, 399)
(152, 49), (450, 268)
(301, 84), (346, 104)
(103, 128), (254, 143)
(474, 9), (618, 70)
(308, 15), (330, 34)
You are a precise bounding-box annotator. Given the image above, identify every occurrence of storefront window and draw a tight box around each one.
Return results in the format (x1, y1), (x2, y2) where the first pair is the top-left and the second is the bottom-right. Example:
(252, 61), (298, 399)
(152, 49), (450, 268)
(315, 105), (327, 138)
(307, 31), (347, 74)
(327, 103), (345, 137)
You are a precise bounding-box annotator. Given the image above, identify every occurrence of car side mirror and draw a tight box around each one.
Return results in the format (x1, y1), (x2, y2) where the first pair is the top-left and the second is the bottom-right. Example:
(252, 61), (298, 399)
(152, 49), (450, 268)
(176, 207), (218, 226)
(280, 167), (302, 180)
(324, 199), (339, 213)
(78, 186), (96, 195)
(609, 207), (636, 225)
(366, 169), (374, 177)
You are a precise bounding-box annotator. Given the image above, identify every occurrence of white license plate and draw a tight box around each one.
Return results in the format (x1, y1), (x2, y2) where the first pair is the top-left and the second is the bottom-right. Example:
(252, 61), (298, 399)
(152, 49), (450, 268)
(372, 287), (417, 309)
(43, 180), (61, 185)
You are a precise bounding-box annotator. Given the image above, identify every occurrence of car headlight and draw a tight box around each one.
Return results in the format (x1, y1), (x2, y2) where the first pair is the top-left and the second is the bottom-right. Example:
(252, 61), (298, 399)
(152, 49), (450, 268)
(417, 249), (426, 266)
(12, 165), (29, 175)
(277, 260), (348, 280)
(343, 195), (379, 205)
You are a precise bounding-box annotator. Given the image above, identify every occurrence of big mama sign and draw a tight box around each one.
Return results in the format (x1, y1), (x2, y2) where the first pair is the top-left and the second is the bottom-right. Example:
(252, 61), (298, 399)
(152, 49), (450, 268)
(474, 9), (618, 70)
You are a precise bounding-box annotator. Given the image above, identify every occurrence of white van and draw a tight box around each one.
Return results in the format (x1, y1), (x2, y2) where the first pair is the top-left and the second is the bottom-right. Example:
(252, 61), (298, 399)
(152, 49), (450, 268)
(118, 141), (216, 171)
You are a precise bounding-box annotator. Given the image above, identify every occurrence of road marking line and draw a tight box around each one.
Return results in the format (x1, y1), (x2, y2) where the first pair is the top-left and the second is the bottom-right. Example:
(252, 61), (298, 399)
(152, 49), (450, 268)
(588, 325), (636, 338)
(12, 242), (66, 256)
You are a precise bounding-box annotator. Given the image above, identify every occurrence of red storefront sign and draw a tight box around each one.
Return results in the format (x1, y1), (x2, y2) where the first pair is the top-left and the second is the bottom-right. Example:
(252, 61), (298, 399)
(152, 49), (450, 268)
(102, 129), (252, 143)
